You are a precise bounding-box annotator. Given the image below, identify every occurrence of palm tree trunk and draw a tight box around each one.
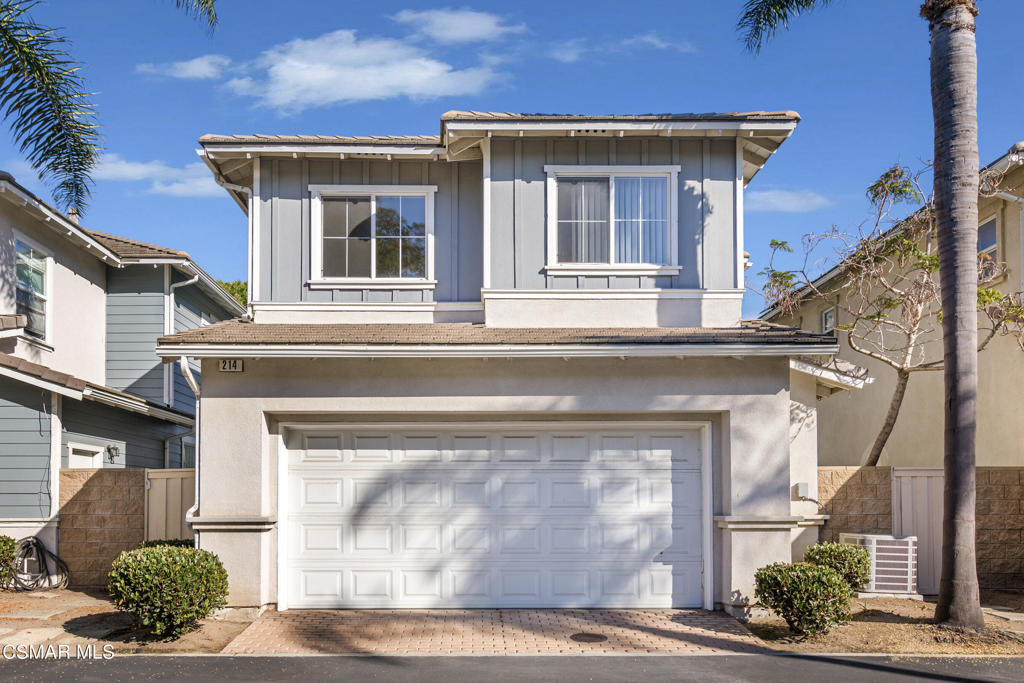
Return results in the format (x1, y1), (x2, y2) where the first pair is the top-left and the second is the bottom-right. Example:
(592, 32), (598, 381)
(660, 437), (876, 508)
(865, 370), (911, 467)
(921, 0), (985, 627)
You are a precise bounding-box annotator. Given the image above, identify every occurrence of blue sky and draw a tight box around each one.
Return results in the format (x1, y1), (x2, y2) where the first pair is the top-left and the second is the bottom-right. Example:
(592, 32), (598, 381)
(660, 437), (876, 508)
(2, 1), (1021, 316)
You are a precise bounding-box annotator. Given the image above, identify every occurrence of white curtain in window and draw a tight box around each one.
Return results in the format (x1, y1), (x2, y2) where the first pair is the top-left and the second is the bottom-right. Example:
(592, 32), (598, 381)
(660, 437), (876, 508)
(615, 177), (668, 264)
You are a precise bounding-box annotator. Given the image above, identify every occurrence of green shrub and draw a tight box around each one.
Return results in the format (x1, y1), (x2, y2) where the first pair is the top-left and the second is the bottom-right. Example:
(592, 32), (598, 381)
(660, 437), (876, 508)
(754, 562), (851, 636)
(137, 539), (194, 550)
(803, 542), (871, 595)
(0, 535), (15, 588)
(108, 545), (228, 637)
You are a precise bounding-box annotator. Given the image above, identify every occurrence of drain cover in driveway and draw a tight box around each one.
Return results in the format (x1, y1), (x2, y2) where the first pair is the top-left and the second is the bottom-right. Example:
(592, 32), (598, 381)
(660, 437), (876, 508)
(570, 633), (608, 643)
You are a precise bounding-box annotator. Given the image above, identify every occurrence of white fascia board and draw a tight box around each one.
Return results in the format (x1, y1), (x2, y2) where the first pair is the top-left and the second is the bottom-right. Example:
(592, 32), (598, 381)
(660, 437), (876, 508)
(198, 149), (249, 213)
(203, 144), (444, 157)
(0, 328), (24, 339)
(0, 365), (83, 400)
(156, 342), (839, 360)
(445, 121), (797, 133)
(483, 288), (744, 300)
(0, 181), (121, 263)
(790, 358), (872, 391)
(83, 386), (194, 427)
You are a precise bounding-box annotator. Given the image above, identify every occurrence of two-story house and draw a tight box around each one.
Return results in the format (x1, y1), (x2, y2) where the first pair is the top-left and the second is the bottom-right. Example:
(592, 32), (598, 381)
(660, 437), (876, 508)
(762, 142), (1024, 594)
(157, 111), (863, 616)
(0, 171), (245, 551)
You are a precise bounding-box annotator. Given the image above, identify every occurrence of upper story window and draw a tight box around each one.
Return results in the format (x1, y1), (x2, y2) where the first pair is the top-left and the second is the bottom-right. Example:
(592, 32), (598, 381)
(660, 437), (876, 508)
(544, 166), (680, 276)
(14, 236), (49, 340)
(309, 185), (436, 289)
(978, 217), (999, 281)
(821, 307), (836, 334)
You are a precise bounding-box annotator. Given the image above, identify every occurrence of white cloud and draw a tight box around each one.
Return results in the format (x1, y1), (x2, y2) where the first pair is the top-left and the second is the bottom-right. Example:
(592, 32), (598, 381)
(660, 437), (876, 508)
(226, 29), (498, 113)
(621, 33), (697, 53)
(94, 153), (221, 198)
(550, 39), (587, 64)
(136, 54), (232, 79)
(393, 8), (525, 44)
(746, 189), (836, 213)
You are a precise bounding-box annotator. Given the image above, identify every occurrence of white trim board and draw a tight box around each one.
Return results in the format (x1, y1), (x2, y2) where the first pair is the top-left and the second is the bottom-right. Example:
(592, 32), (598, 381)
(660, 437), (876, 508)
(157, 342), (839, 360)
(482, 288), (743, 300)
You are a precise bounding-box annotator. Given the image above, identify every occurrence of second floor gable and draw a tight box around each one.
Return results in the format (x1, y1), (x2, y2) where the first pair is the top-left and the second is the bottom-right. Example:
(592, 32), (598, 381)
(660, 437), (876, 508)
(202, 110), (800, 327)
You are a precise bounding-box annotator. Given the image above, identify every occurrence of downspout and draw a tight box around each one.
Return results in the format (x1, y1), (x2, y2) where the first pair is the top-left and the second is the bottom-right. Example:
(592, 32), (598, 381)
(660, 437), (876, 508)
(210, 171), (254, 315)
(165, 271), (200, 407)
(179, 356), (201, 549)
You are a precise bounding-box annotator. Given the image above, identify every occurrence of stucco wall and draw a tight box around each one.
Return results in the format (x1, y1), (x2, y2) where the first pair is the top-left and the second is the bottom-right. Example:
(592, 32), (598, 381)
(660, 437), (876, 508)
(193, 355), (795, 609)
(0, 201), (107, 384)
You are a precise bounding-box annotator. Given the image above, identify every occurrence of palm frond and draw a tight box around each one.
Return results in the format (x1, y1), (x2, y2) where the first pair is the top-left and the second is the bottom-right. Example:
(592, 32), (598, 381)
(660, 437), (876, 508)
(738, 0), (833, 53)
(174, 0), (218, 29)
(0, 1), (99, 212)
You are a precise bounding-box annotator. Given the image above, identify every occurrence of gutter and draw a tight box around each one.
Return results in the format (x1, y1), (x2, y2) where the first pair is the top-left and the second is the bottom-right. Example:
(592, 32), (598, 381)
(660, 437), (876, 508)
(198, 148), (255, 315)
(178, 356), (202, 549)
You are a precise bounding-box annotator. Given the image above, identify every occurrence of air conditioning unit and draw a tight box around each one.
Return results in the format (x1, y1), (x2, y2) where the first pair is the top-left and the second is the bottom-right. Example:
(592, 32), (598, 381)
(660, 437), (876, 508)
(839, 533), (919, 596)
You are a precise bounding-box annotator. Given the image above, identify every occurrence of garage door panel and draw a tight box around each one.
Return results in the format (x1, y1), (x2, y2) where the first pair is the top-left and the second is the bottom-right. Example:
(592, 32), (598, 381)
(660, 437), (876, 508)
(285, 424), (705, 608)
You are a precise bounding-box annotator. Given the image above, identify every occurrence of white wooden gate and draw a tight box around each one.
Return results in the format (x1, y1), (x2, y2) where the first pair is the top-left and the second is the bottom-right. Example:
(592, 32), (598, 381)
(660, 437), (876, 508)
(145, 468), (196, 541)
(891, 468), (943, 594)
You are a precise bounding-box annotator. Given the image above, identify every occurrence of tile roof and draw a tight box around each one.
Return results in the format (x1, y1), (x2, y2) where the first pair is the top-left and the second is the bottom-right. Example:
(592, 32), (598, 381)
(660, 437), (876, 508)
(0, 352), (87, 391)
(83, 229), (188, 260)
(158, 320), (835, 347)
(440, 110), (801, 122)
(199, 134), (441, 146)
(0, 314), (26, 331)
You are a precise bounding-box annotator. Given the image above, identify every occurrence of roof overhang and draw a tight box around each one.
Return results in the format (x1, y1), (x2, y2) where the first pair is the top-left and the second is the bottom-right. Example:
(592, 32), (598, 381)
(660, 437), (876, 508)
(83, 385), (194, 427)
(790, 358), (873, 397)
(0, 363), (84, 399)
(157, 341), (839, 360)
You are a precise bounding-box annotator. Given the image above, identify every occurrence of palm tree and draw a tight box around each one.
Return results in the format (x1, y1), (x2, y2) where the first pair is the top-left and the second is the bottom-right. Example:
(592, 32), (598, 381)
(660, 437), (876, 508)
(0, 0), (218, 213)
(738, 0), (985, 627)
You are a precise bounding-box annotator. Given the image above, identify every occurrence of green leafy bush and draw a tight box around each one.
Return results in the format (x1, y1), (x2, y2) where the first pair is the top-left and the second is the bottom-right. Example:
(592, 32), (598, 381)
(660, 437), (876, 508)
(754, 562), (851, 636)
(108, 545), (228, 637)
(804, 542), (871, 595)
(137, 539), (194, 550)
(0, 535), (15, 588)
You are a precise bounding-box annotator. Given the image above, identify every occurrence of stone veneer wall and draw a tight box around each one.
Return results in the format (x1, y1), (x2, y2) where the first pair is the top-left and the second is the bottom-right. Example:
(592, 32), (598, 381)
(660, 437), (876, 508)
(58, 469), (145, 588)
(818, 466), (1024, 590)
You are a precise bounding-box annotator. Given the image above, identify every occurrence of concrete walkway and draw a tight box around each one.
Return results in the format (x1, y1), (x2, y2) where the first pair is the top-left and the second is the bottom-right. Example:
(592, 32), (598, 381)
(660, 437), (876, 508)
(222, 608), (766, 655)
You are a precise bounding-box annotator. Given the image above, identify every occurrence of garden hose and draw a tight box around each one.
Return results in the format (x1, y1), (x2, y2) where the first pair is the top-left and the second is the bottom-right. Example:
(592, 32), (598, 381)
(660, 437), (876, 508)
(9, 536), (69, 591)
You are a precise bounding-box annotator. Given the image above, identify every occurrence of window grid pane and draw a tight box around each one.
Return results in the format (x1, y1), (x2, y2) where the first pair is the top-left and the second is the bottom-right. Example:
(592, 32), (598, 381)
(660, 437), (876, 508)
(613, 176), (668, 264)
(556, 178), (609, 263)
(321, 194), (427, 279)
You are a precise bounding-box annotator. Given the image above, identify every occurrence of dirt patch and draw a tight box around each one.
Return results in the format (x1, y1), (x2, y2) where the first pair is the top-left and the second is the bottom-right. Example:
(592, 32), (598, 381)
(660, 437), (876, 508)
(748, 597), (1024, 655)
(0, 589), (251, 654)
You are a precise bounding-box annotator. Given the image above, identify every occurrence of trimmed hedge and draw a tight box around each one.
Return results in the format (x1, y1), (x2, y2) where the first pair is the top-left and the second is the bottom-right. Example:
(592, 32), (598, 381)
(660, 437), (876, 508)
(0, 535), (15, 588)
(804, 542), (871, 595)
(137, 539), (194, 550)
(754, 562), (851, 636)
(108, 545), (228, 637)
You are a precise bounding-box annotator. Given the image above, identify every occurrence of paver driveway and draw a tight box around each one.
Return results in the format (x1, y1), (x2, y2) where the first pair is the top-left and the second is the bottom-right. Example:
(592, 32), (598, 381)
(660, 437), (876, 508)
(222, 609), (766, 655)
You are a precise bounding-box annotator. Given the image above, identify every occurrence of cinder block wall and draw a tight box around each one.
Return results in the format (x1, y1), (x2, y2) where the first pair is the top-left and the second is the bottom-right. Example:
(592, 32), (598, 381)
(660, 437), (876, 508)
(817, 466), (893, 542)
(818, 466), (1024, 590)
(59, 469), (145, 588)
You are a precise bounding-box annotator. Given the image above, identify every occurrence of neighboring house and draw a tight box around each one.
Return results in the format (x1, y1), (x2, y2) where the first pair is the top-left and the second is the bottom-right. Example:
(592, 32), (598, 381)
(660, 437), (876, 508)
(0, 171), (246, 550)
(763, 142), (1024, 468)
(157, 111), (864, 616)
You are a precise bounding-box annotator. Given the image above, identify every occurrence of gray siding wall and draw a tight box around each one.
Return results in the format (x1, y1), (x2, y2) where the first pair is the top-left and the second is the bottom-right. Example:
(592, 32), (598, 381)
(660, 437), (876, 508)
(62, 399), (186, 469)
(171, 276), (233, 413)
(106, 266), (164, 403)
(256, 157), (483, 303)
(488, 136), (738, 290)
(0, 376), (51, 519)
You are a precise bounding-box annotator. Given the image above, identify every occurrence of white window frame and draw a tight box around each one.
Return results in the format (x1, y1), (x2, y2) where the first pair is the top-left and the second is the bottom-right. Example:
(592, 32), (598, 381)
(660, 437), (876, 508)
(13, 230), (53, 345)
(978, 215), (1000, 281)
(821, 307), (836, 334)
(65, 441), (105, 468)
(543, 165), (681, 276)
(308, 184), (437, 290)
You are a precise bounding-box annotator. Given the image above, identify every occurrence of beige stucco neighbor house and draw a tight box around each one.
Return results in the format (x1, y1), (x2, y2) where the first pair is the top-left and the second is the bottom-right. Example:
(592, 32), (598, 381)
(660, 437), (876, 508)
(156, 111), (865, 616)
(764, 142), (1024, 469)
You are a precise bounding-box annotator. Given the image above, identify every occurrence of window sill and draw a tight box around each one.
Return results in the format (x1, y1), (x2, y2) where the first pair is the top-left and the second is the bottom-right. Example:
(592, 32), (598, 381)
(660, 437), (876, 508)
(307, 278), (437, 291)
(18, 334), (54, 352)
(543, 264), (681, 277)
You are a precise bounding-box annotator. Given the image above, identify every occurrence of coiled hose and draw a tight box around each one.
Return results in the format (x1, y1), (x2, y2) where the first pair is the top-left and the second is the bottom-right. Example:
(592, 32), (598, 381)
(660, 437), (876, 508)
(9, 537), (69, 591)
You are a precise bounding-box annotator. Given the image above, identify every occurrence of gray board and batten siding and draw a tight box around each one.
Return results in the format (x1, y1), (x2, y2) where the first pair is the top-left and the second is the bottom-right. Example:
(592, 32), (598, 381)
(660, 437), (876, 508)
(254, 137), (739, 303)
(105, 266), (165, 405)
(256, 157), (482, 304)
(0, 375), (52, 518)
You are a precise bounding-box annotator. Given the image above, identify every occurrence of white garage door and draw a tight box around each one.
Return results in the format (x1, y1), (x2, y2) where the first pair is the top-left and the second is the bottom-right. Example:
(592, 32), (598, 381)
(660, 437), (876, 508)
(282, 422), (708, 609)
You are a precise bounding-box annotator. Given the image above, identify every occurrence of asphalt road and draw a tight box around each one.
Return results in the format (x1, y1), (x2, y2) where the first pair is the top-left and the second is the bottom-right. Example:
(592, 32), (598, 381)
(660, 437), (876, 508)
(1, 655), (1023, 682)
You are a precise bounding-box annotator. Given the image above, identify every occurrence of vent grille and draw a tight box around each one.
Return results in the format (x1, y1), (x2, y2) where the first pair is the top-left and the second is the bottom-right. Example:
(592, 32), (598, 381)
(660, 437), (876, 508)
(839, 533), (918, 594)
